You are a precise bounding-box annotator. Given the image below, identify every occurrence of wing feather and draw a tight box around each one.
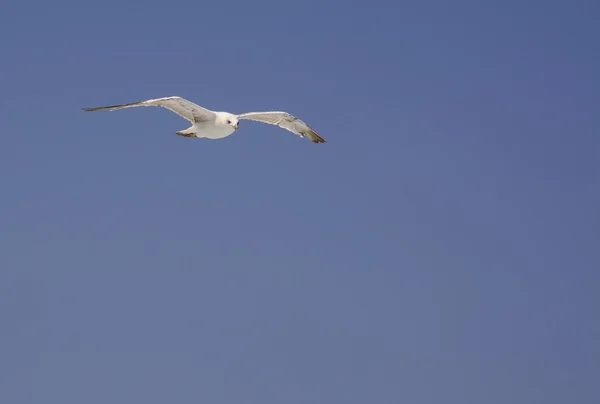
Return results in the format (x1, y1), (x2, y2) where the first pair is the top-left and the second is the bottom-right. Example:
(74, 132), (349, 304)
(237, 111), (326, 143)
(82, 96), (216, 123)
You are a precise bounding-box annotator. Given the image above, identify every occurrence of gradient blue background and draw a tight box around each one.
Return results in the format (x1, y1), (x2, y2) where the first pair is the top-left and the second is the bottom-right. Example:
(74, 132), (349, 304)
(1, 0), (599, 403)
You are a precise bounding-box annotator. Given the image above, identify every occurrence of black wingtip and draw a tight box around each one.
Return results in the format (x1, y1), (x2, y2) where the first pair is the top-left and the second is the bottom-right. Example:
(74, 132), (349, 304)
(311, 134), (327, 144)
(306, 128), (327, 144)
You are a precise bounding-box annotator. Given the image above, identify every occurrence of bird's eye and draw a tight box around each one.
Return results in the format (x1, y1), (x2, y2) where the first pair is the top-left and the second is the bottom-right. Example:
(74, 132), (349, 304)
(227, 120), (231, 124)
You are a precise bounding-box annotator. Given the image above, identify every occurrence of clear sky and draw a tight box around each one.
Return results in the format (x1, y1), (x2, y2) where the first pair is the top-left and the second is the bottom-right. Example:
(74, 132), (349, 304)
(1, 0), (599, 403)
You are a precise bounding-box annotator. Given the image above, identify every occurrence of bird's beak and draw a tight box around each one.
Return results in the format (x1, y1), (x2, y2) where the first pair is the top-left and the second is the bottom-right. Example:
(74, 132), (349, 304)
(234, 124), (238, 130)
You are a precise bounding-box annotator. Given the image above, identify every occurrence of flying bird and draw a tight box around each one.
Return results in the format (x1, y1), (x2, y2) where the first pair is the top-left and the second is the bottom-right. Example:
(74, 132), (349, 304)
(82, 96), (326, 144)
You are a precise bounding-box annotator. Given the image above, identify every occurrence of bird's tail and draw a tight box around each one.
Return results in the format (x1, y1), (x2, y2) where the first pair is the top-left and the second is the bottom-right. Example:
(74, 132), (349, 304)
(175, 126), (197, 138)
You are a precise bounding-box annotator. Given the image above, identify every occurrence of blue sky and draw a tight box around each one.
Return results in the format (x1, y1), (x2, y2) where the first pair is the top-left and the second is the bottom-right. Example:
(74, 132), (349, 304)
(1, 0), (599, 403)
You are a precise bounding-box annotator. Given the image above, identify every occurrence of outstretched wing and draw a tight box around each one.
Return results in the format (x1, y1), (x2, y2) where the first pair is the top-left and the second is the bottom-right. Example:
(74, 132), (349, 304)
(237, 111), (326, 143)
(82, 96), (216, 123)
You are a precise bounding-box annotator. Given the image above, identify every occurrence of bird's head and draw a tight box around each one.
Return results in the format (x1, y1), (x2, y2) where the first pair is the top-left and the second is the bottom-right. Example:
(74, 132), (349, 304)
(225, 115), (239, 130)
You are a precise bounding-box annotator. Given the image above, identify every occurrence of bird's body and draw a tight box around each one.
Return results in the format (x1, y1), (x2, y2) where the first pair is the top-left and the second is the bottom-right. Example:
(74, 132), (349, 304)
(194, 119), (236, 139)
(178, 111), (238, 139)
(82, 96), (326, 144)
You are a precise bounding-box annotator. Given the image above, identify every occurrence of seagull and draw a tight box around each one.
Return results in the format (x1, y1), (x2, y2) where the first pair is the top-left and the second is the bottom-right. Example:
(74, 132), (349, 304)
(82, 96), (326, 144)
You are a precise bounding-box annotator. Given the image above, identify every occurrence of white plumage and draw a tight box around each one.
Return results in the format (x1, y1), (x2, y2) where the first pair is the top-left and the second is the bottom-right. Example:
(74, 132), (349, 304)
(82, 96), (326, 144)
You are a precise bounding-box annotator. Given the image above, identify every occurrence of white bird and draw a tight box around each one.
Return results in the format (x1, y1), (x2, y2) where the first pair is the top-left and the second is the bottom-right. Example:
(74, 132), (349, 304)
(82, 96), (326, 144)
